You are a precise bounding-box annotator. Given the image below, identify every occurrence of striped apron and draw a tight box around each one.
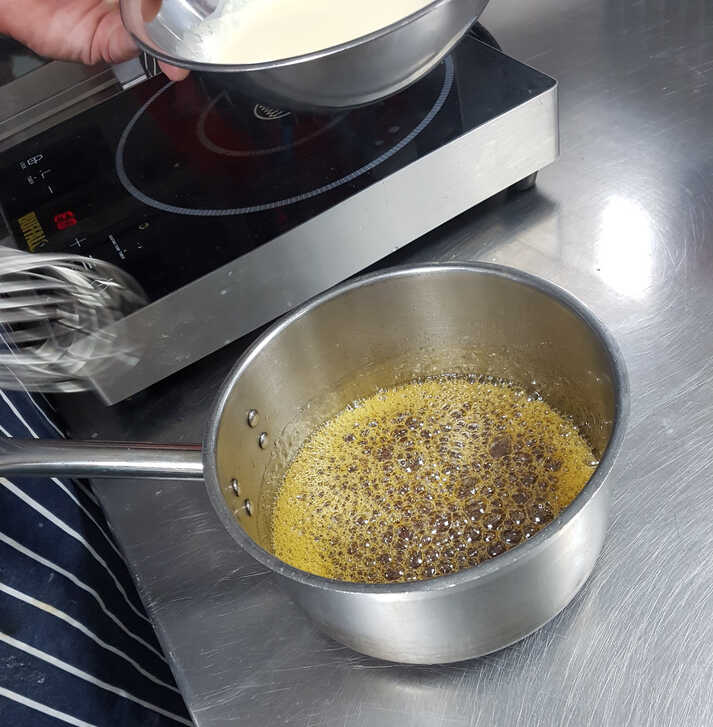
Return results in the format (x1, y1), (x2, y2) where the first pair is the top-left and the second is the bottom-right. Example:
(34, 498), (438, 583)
(0, 386), (192, 726)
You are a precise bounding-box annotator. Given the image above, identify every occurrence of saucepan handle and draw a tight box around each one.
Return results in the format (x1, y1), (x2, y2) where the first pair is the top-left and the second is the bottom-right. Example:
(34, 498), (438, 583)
(0, 439), (204, 480)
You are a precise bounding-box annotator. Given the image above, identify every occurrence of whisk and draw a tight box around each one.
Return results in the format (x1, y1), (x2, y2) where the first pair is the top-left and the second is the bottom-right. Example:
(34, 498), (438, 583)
(0, 247), (147, 393)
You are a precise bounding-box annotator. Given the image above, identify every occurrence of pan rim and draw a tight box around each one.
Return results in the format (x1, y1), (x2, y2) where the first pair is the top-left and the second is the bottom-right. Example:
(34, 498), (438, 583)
(204, 261), (630, 596)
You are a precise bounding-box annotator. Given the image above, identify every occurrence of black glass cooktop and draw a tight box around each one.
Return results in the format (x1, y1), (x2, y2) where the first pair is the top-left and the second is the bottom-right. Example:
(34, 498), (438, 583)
(0, 35), (554, 300)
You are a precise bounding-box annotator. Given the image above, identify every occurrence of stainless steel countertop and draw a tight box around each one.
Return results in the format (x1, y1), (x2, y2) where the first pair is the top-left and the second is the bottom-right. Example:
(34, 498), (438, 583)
(57, 0), (713, 724)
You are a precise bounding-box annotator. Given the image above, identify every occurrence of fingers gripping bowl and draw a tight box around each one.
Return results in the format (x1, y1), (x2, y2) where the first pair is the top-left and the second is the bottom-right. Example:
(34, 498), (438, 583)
(0, 264), (628, 663)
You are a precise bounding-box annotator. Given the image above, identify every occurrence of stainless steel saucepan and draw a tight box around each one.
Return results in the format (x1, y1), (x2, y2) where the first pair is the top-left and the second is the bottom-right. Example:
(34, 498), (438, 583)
(0, 264), (628, 664)
(120, 0), (490, 110)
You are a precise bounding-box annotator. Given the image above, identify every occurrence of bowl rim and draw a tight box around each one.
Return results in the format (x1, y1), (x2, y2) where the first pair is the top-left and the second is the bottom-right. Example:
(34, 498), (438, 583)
(204, 262), (630, 595)
(122, 0), (472, 73)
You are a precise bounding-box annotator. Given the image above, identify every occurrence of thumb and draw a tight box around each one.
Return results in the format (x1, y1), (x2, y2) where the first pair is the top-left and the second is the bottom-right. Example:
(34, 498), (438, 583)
(159, 61), (190, 81)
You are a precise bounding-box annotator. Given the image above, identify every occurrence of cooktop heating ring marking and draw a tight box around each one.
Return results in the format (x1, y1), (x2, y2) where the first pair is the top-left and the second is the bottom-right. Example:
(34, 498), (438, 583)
(115, 57), (454, 217)
(196, 92), (348, 158)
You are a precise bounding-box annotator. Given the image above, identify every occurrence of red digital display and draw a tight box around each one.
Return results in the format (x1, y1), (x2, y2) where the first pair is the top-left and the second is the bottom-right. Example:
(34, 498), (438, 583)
(53, 210), (77, 230)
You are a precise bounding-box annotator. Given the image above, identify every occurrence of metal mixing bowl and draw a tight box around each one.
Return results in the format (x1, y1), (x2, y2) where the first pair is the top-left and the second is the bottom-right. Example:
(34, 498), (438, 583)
(120, 0), (490, 110)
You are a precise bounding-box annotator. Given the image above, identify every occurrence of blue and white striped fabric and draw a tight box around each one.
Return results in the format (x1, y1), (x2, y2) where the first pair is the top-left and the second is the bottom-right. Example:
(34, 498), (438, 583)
(0, 385), (192, 727)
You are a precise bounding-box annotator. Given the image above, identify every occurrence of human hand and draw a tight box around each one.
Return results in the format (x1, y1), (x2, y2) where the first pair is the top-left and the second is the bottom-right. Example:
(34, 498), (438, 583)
(0, 0), (189, 81)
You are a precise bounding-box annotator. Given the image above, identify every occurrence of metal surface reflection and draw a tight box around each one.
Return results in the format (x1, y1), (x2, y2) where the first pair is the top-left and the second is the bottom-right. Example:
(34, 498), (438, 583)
(597, 196), (654, 299)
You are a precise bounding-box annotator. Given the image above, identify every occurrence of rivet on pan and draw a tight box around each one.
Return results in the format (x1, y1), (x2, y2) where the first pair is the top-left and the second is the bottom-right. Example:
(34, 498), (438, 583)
(258, 432), (269, 449)
(247, 409), (259, 428)
(230, 478), (240, 496)
(244, 499), (253, 517)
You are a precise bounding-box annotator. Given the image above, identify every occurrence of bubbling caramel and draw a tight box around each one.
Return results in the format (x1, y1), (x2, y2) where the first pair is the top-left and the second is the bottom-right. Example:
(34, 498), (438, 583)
(271, 376), (597, 583)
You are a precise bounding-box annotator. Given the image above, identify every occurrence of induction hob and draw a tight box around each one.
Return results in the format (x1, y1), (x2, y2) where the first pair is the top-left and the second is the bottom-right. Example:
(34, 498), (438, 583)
(0, 32), (557, 403)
